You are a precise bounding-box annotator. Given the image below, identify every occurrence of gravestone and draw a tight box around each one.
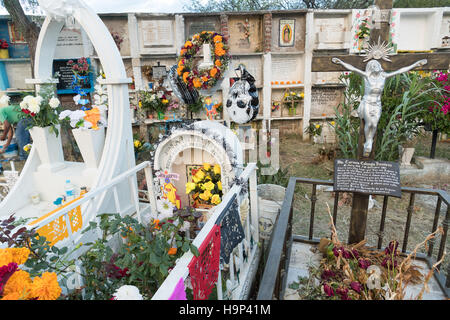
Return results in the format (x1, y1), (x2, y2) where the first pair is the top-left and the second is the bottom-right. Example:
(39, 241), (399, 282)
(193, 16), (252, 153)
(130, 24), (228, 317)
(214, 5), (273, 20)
(310, 86), (344, 117)
(141, 19), (174, 48)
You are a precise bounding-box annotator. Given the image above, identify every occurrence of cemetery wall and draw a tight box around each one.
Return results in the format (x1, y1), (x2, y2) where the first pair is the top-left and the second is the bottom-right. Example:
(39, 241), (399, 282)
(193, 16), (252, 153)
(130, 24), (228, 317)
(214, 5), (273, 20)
(0, 8), (449, 140)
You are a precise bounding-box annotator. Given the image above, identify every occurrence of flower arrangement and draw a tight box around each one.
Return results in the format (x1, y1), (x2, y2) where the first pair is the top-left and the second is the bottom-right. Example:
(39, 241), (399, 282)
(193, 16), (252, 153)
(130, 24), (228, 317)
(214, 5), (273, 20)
(288, 206), (445, 300)
(0, 94), (10, 108)
(133, 134), (151, 160)
(0, 39), (9, 49)
(0, 214), (76, 300)
(110, 32), (123, 52)
(356, 18), (371, 40)
(138, 88), (171, 117)
(185, 163), (223, 207)
(71, 213), (198, 300)
(176, 31), (231, 90)
(304, 122), (323, 138)
(0, 247), (62, 300)
(422, 70), (450, 134)
(20, 84), (62, 136)
(67, 57), (91, 77)
(271, 101), (280, 112)
(59, 75), (108, 130)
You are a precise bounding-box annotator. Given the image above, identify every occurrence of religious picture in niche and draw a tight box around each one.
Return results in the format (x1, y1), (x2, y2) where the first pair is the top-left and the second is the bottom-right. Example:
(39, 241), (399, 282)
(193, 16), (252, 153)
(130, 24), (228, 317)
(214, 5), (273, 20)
(279, 19), (295, 47)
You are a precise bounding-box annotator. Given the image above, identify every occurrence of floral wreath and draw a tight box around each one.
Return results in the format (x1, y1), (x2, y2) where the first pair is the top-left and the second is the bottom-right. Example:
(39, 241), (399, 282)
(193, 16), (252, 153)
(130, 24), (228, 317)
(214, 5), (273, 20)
(176, 31), (231, 91)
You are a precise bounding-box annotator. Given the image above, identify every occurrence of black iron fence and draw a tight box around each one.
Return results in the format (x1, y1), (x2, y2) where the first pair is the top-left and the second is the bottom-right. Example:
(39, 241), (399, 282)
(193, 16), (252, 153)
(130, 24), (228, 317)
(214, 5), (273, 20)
(256, 177), (450, 300)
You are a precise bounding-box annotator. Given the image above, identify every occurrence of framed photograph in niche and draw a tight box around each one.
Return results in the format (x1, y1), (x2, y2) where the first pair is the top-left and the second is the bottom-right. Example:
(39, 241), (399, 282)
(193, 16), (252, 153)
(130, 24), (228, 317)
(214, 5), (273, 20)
(8, 22), (26, 44)
(279, 19), (295, 47)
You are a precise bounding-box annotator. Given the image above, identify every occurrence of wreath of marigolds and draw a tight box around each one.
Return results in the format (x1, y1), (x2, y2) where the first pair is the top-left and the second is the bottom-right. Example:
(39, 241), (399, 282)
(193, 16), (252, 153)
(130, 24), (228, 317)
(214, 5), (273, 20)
(176, 31), (231, 90)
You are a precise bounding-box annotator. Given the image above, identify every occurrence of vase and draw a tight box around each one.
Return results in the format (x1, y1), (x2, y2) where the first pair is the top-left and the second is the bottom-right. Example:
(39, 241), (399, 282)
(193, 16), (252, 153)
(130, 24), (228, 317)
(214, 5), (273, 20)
(72, 127), (105, 169)
(29, 125), (65, 172)
(288, 107), (296, 116)
(399, 146), (415, 166)
(157, 112), (165, 120)
(0, 49), (9, 59)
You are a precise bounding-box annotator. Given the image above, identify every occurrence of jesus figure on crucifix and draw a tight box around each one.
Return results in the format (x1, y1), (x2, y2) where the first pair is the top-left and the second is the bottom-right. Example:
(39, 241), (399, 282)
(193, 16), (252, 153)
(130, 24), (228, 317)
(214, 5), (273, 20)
(332, 57), (427, 156)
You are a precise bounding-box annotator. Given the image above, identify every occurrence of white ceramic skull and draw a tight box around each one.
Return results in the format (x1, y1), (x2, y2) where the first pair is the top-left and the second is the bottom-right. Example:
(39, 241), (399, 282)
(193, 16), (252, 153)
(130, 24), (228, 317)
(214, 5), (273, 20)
(226, 65), (259, 124)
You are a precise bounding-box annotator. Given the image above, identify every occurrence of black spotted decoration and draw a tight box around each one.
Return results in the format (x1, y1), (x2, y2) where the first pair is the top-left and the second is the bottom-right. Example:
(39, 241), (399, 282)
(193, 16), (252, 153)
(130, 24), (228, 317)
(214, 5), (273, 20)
(226, 65), (259, 124)
(217, 197), (245, 265)
(168, 65), (200, 105)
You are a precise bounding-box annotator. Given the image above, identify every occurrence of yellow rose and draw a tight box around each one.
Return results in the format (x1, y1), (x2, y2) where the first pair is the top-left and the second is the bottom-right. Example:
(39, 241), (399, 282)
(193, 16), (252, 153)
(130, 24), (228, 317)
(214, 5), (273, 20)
(186, 182), (196, 194)
(315, 124), (320, 129)
(162, 99), (169, 104)
(194, 169), (205, 181)
(211, 194), (221, 205)
(134, 140), (141, 148)
(213, 164), (221, 175)
(300, 93), (305, 98)
(217, 181), (222, 191)
(203, 163), (211, 171)
(330, 121), (335, 126)
(203, 181), (215, 191)
(199, 190), (212, 201)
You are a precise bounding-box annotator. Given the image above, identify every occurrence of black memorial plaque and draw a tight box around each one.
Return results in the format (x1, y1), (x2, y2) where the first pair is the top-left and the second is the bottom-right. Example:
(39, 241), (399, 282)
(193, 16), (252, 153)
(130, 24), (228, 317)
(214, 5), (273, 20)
(53, 59), (93, 94)
(334, 159), (401, 198)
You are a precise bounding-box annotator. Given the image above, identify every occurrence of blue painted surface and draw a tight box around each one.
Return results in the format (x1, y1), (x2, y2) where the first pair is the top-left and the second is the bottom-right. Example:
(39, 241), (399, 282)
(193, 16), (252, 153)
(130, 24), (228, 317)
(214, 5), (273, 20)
(0, 18), (30, 59)
(0, 61), (9, 90)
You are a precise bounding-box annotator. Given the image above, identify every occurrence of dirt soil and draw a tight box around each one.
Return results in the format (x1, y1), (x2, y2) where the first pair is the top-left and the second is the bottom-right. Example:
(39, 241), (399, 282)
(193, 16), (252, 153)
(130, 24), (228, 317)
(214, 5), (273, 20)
(279, 132), (450, 271)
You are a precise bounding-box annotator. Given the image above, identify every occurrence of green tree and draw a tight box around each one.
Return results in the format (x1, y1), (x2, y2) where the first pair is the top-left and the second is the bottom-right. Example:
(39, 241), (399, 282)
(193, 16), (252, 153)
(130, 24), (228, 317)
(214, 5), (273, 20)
(393, 0), (450, 7)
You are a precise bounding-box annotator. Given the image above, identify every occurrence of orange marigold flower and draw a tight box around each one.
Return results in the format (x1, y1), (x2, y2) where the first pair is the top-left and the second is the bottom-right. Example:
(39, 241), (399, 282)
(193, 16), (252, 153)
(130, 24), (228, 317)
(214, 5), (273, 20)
(3, 269), (32, 299)
(177, 66), (184, 76)
(180, 48), (187, 56)
(193, 77), (202, 88)
(0, 248), (30, 266)
(29, 272), (61, 300)
(201, 76), (209, 82)
(184, 41), (193, 48)
(210, 68), (218, 77)
(183, 72), (190, 83)
(153, 219), (161, 230)
(1, 292), (22, 300)
(168, 248), (177, 255)
(213, 35), (222, 43)
(215, 60), (222, 67)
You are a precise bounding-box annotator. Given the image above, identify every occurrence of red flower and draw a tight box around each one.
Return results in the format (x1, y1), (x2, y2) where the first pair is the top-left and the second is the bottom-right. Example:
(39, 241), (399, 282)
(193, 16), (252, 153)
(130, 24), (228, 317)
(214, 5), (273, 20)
(358, 258), (371, 269)
(350, 281), (362, 293)
(30, 112), (36, 117)
(323, 283), (334, 297)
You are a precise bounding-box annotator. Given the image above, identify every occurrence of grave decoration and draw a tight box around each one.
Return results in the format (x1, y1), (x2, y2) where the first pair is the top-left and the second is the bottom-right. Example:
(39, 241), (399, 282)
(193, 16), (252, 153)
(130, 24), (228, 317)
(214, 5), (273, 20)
(138, 82), (173, 120)
(59, 75), (108, 170)
(176, 31), (231, 95)
(185, 162), (223, 209)
(331, 57), (427, 157)
(188, 224), (221, 300)
(281, 89), (304, 117)
(216, 196), (245, 265)
(226, 65), (259, 124)
(288, 209), (445, 300)
(151, 121), (244, 210)
(168, 64), (200, 105)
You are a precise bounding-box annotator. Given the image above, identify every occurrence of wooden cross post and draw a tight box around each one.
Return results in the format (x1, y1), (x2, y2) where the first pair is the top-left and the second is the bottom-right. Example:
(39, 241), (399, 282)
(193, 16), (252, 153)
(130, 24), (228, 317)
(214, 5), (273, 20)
(311, 0), (450, 244)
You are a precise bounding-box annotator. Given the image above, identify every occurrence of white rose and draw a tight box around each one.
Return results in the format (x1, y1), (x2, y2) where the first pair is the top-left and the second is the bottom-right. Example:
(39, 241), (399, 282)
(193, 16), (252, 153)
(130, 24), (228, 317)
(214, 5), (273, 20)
(113, 285), (143, 300)
(27, 97), (41, 114)
(49, 97), (60, 109)
(0, 95), (10, 108)
(73, 94), (81, 105)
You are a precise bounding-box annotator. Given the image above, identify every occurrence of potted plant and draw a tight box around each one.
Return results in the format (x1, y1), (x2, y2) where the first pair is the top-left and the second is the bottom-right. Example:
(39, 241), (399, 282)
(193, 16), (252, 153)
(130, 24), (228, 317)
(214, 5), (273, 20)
(0, 39), (9, 59)
(19, 84), (64, 171)
(59, 76), (108, 170)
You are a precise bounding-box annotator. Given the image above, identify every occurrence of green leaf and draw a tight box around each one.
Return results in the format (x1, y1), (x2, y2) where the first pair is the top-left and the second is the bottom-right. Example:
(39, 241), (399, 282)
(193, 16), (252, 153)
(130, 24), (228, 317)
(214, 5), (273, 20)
(190, 244), (200, 257)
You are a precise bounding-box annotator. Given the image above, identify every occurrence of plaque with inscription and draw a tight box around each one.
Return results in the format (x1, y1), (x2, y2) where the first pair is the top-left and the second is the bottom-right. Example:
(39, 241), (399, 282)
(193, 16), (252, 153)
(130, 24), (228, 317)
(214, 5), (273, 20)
(53, 59), (94, 94)
(334, 159), (401, 198)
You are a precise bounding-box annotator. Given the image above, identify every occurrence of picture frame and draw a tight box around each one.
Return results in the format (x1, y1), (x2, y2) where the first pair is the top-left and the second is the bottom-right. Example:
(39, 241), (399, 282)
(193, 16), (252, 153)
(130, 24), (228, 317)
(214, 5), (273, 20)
(279, 19), (295, 47)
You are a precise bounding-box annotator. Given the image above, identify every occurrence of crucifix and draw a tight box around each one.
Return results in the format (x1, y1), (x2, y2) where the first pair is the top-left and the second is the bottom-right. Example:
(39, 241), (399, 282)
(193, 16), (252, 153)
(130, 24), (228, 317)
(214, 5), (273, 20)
(311, 0), (450, 244)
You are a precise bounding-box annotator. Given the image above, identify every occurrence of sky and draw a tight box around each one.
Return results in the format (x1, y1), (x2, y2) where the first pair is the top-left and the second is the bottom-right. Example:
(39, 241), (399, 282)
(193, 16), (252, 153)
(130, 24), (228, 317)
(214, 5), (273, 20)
(0, 0), (190, 15)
